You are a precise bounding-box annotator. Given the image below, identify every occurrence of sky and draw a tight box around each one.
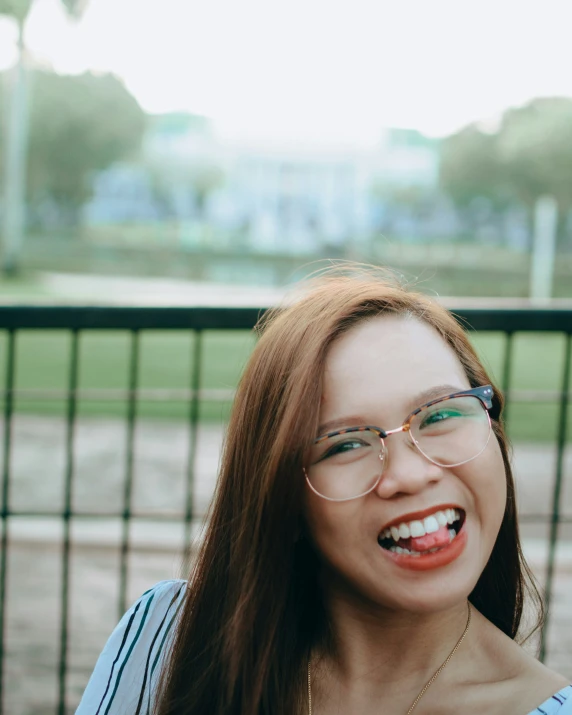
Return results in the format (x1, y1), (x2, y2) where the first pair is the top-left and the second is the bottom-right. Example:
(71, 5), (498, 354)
(0, 0), (571, 146)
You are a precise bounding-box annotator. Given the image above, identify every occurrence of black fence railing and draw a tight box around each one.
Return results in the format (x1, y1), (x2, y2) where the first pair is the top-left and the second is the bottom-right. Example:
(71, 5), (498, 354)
(0, 305), (571, 714)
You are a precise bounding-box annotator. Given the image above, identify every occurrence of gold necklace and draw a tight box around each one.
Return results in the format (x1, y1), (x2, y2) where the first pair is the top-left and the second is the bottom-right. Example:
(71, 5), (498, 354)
(307, 601), (471, 715)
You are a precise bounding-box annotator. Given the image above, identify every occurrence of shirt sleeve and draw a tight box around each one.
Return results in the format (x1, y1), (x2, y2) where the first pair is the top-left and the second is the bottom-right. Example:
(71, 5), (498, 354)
(555, 686), (572, 714)
(530, 685), (572, 714)
(75, 579), (187, 715)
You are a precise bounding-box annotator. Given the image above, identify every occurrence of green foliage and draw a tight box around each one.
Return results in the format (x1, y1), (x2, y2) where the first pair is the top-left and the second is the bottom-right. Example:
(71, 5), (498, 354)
(0, 0), (33, 24)
(497, 98), (572, 210)
(60, 0), (88, 18)
(146, 150), (224, 217)
(0, 0), (87, 24)
(439, 124), (506, 207)
(22, 71), (146, 215)
(440, 97), (572, 213)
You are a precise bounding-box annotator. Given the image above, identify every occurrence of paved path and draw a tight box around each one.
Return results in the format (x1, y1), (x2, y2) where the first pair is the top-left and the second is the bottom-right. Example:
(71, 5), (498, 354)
(1, 414), (571, 714)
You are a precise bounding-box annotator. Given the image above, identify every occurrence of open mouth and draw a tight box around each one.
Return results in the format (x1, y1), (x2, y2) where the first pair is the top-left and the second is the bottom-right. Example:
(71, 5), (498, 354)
(377, 508), (466, 557)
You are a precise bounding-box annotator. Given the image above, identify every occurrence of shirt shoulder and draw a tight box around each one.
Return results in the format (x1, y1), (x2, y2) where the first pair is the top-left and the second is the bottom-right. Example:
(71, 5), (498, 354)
(529, 685), (572, 715)
(75, 579), (187, 715)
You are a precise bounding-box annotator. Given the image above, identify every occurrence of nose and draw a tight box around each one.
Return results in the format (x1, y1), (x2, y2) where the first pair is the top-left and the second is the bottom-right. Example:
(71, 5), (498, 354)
(373, 430), (446, 499)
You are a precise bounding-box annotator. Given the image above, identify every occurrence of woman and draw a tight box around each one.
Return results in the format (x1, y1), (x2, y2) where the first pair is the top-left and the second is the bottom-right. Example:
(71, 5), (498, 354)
(77, 269), (571, 715)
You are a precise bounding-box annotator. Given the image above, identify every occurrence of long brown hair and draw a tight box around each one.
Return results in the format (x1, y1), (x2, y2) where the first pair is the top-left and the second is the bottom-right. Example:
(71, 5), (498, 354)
(156, 267), (543, 715)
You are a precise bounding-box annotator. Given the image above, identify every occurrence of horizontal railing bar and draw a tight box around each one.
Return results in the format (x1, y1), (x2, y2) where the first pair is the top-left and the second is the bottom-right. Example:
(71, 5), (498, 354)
(0, 387), (236, 402)
(0, 306), (267, 330)
(0, 305), (571, 332)
(2, 388), (572, 403)
(520, 514), (572, 523)
(451, 308), (572, 333)
(4, 510), (572, 523)
(2, 510), (207, 519)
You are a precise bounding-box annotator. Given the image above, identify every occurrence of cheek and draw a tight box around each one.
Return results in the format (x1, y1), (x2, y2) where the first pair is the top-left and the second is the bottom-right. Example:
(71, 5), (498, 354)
(304, 499), (364, 566)
(489, 438), (507, 506)
(470, 436), (507, 534)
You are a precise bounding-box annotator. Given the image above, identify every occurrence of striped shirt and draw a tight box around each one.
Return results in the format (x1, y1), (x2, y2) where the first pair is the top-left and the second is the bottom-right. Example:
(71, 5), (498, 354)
(75, 580), (572, 715)
(76, 580), (186, 715)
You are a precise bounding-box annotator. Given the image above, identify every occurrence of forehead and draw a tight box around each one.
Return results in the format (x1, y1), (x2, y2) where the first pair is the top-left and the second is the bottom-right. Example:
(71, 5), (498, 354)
(321, 314), (469, 417)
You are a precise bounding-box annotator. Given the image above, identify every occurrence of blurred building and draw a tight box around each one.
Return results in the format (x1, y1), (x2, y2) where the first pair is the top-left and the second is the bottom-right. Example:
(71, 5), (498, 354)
(83, 114), (451, 254)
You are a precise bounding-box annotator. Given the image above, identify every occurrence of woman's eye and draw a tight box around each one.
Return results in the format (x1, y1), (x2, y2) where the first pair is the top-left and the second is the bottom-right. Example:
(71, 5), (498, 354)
(322, 439), (367, 459)
(421, 409), (462, 427)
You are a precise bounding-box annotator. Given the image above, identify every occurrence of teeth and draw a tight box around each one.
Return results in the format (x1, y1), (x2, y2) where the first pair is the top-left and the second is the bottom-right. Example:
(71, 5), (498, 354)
(448, 528), (456, 542)
(381, 508), (462, 543)
(436, 511), (448, 527)
(423, 516), (439, 534)
(398, 523), (411, 539)
(389, 545), (421, 556)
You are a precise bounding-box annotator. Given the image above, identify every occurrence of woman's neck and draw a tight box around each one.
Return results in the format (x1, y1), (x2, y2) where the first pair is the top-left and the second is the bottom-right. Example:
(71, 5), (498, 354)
(314, 586), (471, 705)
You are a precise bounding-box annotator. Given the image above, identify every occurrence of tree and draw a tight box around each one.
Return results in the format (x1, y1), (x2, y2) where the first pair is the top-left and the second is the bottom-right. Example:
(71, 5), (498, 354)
(0, 0), (86, 19)
(440, 98), (572, 246)
(22, 70), (146, 224)
(0, 0), (89, 274)
(144, 113), (224, 220)
(0, 0), (33, 23)
(497, 97), (572, 213)
(439, 124), (506, 208)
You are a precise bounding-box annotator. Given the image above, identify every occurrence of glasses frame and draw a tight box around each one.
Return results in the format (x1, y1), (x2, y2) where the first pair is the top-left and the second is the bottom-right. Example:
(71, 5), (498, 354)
(305, 385), (495, 502)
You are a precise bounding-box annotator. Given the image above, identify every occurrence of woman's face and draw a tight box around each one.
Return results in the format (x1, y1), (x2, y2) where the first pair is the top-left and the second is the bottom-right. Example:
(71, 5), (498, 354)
(304, 314), (507, 614)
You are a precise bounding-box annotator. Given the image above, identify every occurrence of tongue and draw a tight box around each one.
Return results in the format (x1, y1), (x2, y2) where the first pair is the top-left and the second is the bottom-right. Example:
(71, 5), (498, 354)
(407, 525), (451, 552)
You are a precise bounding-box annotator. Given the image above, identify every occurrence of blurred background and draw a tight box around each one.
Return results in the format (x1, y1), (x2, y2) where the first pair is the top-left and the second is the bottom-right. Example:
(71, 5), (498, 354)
(1, 0), (572, 298)
(0, 1), (571, 714)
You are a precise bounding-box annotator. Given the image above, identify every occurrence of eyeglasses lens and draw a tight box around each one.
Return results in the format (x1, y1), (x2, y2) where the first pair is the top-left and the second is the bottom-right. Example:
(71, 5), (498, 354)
(307, 429), (385, 501)
(410, 395), (491, 467)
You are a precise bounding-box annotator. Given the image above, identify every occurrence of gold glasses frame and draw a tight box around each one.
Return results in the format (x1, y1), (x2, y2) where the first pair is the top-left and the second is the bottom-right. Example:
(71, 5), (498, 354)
(305, 385), (495, 502)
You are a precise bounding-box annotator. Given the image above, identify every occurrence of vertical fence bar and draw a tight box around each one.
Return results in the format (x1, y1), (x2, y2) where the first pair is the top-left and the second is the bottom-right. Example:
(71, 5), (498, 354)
(0, 330), (15, 715)
(184, 331), (203, 561)
(540, 332), (572, 662)
(501, 331), (514, 424)
(119, 330), (140, 619)
(58, 330), (79, 715)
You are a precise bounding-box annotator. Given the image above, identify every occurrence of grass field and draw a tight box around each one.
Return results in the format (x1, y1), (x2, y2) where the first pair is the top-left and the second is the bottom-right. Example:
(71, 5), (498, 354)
(0, 328), (571, 444)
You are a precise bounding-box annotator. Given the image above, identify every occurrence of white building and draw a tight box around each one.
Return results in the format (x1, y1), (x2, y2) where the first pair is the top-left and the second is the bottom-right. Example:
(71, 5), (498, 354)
(84, 114), (442, 254)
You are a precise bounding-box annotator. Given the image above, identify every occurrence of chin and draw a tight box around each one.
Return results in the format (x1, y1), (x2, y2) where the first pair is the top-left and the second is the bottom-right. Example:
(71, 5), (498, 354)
(358, 559), (485, 616)
(379, 583), (476, 615)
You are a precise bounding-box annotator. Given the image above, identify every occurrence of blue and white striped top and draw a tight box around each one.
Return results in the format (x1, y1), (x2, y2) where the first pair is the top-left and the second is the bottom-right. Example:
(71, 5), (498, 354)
(75, 579), (572, 715)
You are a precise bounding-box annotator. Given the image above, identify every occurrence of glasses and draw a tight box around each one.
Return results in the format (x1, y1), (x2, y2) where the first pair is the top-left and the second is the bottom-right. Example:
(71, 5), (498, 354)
(305, 385), (494, 502)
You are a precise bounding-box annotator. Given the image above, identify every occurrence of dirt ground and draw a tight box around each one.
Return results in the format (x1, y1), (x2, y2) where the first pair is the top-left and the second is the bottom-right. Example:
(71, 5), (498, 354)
(1, 414), (571, 715)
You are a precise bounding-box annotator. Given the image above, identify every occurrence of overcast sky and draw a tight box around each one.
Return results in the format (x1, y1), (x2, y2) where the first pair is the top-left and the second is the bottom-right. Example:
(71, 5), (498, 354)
(0, 0), (570, 146)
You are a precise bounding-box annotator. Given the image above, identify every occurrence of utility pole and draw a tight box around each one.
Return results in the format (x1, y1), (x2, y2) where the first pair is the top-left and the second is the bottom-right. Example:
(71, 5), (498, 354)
(529, 195), (558, 303)
(2, 20), (28, 277)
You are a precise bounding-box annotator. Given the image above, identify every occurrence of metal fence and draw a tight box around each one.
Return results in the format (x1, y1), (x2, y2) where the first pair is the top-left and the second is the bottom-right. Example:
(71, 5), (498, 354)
(0, 305), (571, 714)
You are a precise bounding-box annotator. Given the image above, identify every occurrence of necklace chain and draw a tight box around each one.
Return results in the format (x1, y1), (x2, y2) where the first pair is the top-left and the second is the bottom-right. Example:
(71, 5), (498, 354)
(308, 602), (471, 715)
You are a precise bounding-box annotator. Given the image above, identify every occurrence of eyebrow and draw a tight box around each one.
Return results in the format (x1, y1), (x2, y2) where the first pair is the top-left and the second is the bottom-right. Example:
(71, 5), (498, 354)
(317, 383), (466, 435)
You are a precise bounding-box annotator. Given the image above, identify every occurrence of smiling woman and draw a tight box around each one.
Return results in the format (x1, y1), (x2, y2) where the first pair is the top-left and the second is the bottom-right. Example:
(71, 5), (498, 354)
(75, 267), (571, 715)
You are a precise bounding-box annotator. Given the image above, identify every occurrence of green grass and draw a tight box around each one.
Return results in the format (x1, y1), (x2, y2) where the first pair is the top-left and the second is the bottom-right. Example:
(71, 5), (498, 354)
(0, 330), (257, 425)
(470, 332), (572, 443)
(0, 328), (570, 443)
